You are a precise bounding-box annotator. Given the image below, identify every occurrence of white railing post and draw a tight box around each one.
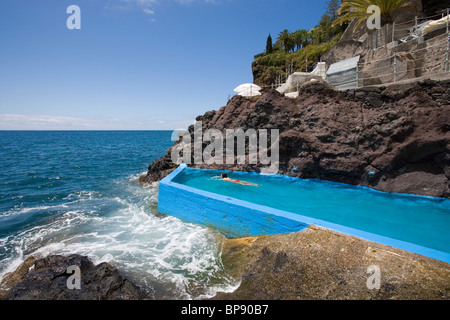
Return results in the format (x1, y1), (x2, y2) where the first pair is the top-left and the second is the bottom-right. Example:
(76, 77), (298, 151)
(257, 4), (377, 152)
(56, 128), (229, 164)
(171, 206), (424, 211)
(446, 8), (449, 72)
(415, 16), (418, 36)
(393, 53), (397, 82)
(392, 22), (395, 43)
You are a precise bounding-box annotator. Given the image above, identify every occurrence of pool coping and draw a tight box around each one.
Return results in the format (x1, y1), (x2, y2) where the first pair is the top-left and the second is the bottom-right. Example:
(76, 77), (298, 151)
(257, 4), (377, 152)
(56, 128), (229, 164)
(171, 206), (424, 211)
(158, 164), (450, 264)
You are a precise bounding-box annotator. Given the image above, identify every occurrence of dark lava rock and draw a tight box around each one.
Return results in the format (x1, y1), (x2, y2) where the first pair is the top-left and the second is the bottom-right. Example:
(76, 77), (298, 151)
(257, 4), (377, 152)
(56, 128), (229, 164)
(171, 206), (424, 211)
(140, 80), (450, 198)
(0, 255), (149, 300)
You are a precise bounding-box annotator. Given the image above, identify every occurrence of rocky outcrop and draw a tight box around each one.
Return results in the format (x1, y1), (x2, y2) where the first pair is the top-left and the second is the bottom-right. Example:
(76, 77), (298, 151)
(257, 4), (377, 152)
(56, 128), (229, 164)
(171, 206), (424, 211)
(212, 226), (450, 300)
(0, 255), (149, 300)
(141, 79), (450, 198)
(319, 1), (449, 84)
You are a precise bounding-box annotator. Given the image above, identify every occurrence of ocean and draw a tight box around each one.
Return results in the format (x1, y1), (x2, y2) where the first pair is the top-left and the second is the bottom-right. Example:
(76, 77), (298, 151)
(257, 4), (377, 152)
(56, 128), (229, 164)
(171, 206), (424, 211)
(0, 131), (237, 299)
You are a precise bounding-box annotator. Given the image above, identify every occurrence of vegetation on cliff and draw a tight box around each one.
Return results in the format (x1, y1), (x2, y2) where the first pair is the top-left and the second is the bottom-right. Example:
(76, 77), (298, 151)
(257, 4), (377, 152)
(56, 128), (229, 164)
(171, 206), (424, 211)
(252, 0), (423, 86)
(252, 0), (345, 86)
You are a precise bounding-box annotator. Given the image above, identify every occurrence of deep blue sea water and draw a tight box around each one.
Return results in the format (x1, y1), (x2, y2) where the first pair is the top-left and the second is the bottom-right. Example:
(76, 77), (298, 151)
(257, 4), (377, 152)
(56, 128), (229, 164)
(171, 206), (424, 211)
(0, 131), (237, 299)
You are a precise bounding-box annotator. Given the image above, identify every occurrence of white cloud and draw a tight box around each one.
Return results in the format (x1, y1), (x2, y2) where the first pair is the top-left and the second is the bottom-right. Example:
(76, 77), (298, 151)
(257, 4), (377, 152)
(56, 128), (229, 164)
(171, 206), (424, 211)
(0, 114), (192, 131)
(142, 8), (155, 15)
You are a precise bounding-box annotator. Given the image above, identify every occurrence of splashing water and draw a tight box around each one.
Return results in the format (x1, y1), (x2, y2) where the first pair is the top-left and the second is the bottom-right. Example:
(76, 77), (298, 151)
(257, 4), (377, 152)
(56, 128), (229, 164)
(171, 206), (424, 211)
(0, 131), (238, 299)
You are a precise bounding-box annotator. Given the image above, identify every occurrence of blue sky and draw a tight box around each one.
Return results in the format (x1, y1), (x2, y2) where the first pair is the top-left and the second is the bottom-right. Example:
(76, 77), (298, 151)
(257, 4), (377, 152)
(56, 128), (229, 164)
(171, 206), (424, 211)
(0, 0), (330, 130)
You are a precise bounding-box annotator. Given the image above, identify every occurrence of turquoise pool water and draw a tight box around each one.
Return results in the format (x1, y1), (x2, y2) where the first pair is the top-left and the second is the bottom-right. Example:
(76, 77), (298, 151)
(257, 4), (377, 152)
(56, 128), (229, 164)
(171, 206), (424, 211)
(172, 168), (450, 257)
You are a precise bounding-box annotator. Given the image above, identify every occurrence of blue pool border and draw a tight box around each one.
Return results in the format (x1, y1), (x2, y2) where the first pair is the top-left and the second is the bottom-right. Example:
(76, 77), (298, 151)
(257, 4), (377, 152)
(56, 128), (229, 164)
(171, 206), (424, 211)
(158, 164), (450, 264)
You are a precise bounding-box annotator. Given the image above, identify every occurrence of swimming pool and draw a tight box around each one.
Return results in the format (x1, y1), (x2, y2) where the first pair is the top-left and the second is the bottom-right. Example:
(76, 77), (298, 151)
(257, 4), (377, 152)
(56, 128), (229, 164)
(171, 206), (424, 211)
(158, 164), (450, 263)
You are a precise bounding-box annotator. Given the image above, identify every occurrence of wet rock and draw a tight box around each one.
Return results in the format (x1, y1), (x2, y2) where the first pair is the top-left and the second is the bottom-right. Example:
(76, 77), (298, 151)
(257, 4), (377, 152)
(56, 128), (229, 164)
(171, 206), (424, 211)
(0, 255), (149, 300)
(212, 227), (450, 300)
(139, 156), (177, 184)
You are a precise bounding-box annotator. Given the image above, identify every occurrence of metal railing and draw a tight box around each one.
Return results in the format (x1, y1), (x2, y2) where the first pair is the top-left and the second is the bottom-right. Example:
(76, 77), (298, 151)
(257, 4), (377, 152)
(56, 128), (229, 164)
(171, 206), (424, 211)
(329, 33), (449, 89)
(266, 9), (450, 92)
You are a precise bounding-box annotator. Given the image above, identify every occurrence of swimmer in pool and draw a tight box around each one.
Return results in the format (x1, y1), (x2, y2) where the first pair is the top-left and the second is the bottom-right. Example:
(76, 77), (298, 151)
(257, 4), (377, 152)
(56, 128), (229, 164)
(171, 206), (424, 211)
(211, 172), (260, 186)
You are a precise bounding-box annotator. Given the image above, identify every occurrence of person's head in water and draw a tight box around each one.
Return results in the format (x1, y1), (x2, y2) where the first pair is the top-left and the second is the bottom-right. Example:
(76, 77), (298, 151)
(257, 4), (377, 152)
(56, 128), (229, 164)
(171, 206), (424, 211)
(216, 172), (259, 186)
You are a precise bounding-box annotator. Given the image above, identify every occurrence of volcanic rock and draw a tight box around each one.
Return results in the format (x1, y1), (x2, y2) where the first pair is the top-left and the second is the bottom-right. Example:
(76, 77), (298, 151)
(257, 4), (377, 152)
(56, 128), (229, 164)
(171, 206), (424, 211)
(0, 255), (149, 300)
(140, 80), (450, 198)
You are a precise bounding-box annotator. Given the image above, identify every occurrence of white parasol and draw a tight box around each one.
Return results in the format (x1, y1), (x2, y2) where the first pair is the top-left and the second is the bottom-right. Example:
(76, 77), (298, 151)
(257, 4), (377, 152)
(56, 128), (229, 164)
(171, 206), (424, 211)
(238, 88), (261, 97)
(234, 83), (262, 93)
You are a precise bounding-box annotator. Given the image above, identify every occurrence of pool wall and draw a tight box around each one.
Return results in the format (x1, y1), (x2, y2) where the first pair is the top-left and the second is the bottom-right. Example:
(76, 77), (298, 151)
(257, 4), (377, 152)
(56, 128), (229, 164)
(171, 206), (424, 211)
(158, 164), (450, 263)
(158, 164), (308, 238)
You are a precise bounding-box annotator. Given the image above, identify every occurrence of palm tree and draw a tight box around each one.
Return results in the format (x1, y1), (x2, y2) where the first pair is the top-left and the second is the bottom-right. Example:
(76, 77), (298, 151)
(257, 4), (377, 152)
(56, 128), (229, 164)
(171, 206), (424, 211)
(332, 0), (419, 30)
(293, 29), (309, 51)
(277, 29), (295, 53)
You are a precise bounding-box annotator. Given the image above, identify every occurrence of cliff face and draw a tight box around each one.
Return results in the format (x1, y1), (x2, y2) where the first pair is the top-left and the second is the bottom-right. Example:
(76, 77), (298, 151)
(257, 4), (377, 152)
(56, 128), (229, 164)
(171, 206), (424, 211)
(141, 79), (450, 198)
(321, 1), (449, 66)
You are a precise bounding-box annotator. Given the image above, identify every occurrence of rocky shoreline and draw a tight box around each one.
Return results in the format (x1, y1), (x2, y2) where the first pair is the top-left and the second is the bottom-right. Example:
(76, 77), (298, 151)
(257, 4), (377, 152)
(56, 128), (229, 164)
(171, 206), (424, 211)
(0, 254), (149, 300)
(214, 226), (450, 300)
(2, 79), (449, 300)
(140, 78), (450, 300)
(140, 79), (450, 199)
(3, 227), (448, 300)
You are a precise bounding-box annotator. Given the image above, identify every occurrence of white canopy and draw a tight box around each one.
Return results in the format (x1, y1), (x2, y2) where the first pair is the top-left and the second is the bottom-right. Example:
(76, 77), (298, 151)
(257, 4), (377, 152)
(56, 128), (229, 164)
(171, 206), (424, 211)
(238, 88), (261, 97)
(234, 83), (261, 93)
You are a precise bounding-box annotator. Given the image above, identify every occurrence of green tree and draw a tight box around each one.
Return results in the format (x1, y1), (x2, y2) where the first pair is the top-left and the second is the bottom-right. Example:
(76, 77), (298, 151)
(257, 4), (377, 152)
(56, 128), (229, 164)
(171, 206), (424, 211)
(292, 29), (309, 51)
(277, 29), (295, 53)
(266, 34), (273, 54)
(309, 28), (322, 45)
(325, 0), (341, 20)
